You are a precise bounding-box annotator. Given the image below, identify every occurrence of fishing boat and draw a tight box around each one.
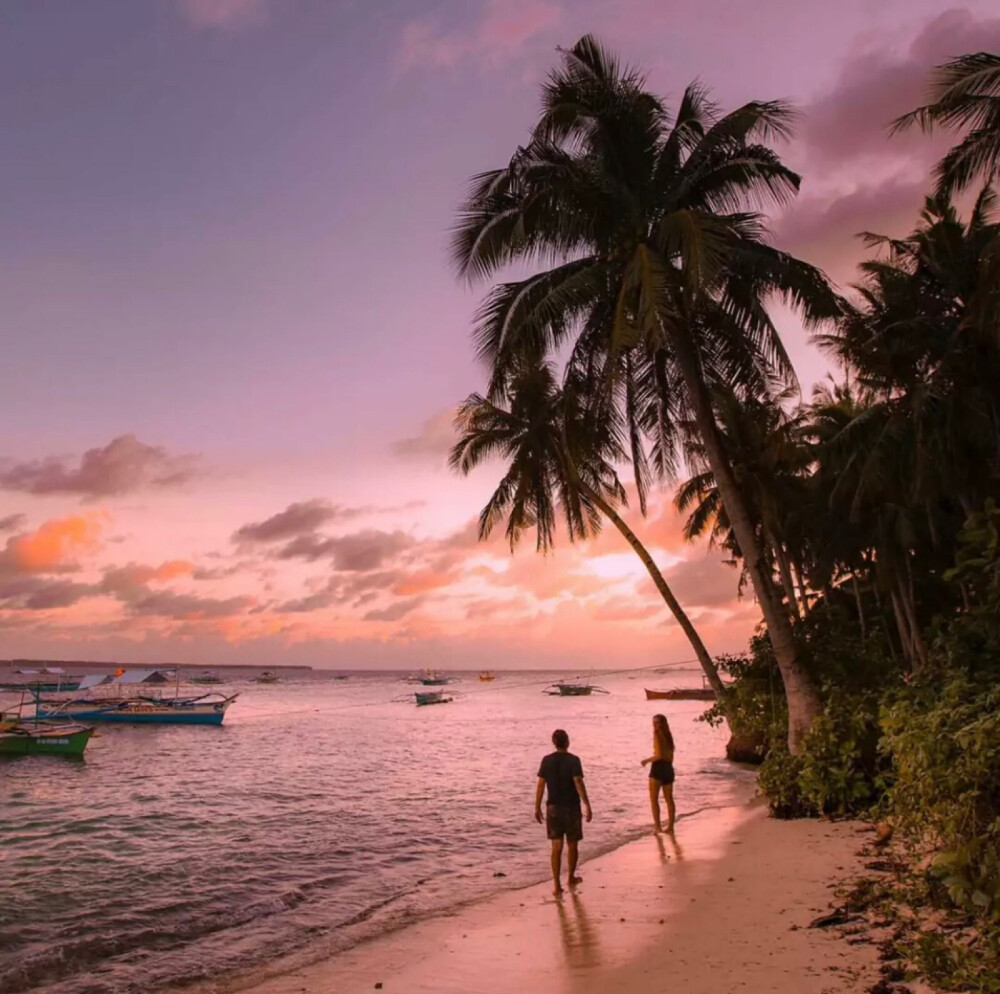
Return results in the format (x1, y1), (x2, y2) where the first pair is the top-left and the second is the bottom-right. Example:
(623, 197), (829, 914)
(0, 719), (95, 757)
(414, 690), (452, 706)
(0, 666), (83, 692)
(416, 669), (453, 686)
(190, 670), (223, 685)
(36, 692), (237, 725)
(543, 682), (609, 697)
(644, 687), (716, 701)
(254, 671), (279, 684)
(0, 695), (95, 758)
(478, 671), (496, 682)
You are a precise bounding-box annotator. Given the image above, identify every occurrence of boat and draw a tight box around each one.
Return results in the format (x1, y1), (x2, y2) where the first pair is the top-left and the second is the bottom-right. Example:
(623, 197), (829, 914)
(36, 692), (237, 725)
(543, 682), (609, 697)
(415, 690), (452, 706)
(254, 671), (279, 684)
(478, 671), (496, 682)
(190, 670), (223, 685)
(644, 687), (716, 701)
(0, 718), (95, 757)
(416, 669), (454, 686)
(0, 666), (83, 692)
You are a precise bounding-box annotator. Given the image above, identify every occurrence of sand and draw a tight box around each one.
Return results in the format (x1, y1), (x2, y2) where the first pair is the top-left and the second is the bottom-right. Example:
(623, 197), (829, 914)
(217, 800), (882, 994)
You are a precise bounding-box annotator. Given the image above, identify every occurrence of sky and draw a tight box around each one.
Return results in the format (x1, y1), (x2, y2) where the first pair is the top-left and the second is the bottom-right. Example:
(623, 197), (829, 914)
(1, 0), (998, 669)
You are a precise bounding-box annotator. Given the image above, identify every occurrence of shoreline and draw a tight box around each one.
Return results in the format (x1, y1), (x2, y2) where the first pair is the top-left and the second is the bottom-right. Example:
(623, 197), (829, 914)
(183, 797), (883, 994)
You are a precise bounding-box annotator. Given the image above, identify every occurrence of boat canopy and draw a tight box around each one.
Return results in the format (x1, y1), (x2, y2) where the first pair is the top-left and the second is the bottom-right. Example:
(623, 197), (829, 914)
(75, 669), (174, 690)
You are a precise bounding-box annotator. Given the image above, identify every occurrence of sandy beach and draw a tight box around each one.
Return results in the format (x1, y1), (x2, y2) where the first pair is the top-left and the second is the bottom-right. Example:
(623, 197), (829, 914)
(208, 801), (883, 994)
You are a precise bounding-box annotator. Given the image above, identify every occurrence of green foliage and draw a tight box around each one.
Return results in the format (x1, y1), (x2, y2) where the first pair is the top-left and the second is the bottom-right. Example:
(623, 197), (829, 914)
(758, 747), (810, 818)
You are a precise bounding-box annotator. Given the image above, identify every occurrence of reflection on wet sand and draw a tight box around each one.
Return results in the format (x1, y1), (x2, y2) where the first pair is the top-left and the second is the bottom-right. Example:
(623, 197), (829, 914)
(557, 891), (601, 971)
(656, 830), (684, 863)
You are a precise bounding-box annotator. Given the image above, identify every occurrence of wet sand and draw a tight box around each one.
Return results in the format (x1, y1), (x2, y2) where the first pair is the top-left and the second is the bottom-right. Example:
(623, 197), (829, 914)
(221, 801), (879, 994)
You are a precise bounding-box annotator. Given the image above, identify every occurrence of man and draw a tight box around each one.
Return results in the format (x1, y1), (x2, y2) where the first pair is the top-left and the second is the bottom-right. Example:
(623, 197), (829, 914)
(535, 728), (592, 896)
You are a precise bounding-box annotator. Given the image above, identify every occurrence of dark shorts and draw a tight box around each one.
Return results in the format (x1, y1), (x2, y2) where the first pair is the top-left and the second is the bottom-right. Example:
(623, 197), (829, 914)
(649, 759), (675, 785)
(546, 803), (583, 842)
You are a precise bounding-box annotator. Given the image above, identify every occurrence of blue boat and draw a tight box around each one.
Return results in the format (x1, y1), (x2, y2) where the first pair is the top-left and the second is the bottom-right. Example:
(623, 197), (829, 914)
(414, 690), (452, 706)
(36, 690), (237, 725)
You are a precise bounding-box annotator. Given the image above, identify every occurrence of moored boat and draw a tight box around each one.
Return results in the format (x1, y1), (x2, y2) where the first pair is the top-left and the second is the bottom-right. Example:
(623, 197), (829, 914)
(254, 671), (279, 684)
(190, 670), (223, 685)
(544, 682), (609, 697)
(0, 718), (94, 757)
(36, 692), (238, 725)
(415, 690), (452, 706)
(644, 687), (716, 701)
(478, 671), (496, 682)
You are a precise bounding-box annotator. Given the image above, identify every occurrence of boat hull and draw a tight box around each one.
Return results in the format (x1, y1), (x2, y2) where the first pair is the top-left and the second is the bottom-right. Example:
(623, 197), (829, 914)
(0, 723), (94, 757)
(644, 688), (715, 701)
(36, 696), (236, 725)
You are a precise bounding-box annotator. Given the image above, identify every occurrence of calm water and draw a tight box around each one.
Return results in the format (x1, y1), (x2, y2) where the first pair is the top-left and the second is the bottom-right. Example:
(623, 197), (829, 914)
(0, 668), (752, 994)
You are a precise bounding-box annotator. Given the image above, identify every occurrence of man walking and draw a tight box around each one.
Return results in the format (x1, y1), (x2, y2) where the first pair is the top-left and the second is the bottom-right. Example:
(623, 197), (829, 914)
(535, 728), (592, 896)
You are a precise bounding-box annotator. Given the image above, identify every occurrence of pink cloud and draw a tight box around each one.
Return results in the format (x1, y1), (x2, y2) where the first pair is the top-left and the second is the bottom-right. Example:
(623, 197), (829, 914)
(177, 0), (268, 29)
(0, 435), (200, 500)
(396, 0), (562, 74)
(0, 514), (104, 576)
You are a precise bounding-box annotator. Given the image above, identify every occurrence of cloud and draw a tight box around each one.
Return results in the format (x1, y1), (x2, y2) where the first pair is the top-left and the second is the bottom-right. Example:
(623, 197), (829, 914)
(362, 598), (423, 622)
(396, 0), (561, 74)
(392, 409), (457, 462)
(277, 529), (415, 571)
(799, 9), (1000, 171)
(123, 589), (256, 620)
(234, 500), (343, 544)
(0, 514), (104, 576)
(775, 175), (929, 283)
(0, 576), (98, 611)
(0, 435), (199, 500)
(662, 552), (741, 609)
(177, 0), (268, 29)
(101, 560), (195, 596)
(0, 514), (25, 533)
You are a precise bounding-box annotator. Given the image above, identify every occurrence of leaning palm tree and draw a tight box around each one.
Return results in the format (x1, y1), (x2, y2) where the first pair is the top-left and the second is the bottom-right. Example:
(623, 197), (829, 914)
(452, 36), (837, 751)
(892, 52), (1000, 196)
(450, 360), (726, 699)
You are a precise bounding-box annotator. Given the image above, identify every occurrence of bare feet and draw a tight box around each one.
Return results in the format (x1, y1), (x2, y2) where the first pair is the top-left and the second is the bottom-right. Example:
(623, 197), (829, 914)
(553, 883), (564, 897)
(568, 875), (582, 888)
(664, 823), (675, 834)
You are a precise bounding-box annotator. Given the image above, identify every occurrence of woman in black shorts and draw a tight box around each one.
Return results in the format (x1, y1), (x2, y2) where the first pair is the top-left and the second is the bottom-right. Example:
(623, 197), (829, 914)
(641, 713), (675, 833)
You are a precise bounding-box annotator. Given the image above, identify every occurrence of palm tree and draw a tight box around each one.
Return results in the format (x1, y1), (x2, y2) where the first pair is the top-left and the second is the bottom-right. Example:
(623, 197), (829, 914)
(892, 52), (1000, 196)
(452, 36), (838, 751)
(449, 360), (726, 698)
(675, 387), (813, 620)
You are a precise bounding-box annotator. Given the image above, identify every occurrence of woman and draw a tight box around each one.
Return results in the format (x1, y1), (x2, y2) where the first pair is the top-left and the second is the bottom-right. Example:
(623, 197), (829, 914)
(641, 714), (675, 833)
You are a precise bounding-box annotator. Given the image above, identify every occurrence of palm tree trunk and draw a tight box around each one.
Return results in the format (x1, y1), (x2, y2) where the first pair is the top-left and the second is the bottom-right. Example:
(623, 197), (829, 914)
(890, 587), (914, 665)
(852, 575), (867, 640)
(792, 560), (811, 618)
(770, 534), (801, 621)
(580, 482), (727, 703)
(672, 347), (821, 753)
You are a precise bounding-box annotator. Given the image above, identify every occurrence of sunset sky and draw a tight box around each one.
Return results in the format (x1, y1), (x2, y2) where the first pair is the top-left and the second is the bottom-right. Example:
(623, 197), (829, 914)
(2, 0), (997, 669)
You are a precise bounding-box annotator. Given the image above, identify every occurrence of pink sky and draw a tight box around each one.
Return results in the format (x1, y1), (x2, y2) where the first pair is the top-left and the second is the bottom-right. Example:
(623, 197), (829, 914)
(1, 0), (996, 668)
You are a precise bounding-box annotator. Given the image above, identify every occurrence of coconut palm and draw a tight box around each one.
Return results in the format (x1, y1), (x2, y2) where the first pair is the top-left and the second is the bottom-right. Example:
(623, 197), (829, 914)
(452, 36), (838, 750)
(449, 360), (726, 698)
(893, 52), (1000, 196)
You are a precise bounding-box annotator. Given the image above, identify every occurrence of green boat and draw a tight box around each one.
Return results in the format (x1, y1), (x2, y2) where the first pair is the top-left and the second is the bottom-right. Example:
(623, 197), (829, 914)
(0, 719), (94, 757)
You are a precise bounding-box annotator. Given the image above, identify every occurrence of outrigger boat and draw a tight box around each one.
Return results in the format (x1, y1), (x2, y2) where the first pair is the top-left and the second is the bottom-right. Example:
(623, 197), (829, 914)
(34, 671), (237, 725)
(190, 670), (223, 685)
(254, 671), (279, 684)
(414, 690), (453, 706)
(478, 671), (496, 682)
(543, 682), (609, 697)
(0, 694), (94, 758)
(416, 669), (453, 686)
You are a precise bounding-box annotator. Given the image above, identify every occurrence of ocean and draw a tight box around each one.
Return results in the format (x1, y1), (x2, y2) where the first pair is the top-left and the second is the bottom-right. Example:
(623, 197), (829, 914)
(0, 667), (754, 994)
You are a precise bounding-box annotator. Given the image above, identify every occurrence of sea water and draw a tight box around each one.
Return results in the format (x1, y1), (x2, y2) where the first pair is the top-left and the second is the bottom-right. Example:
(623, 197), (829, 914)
(0, 668), (754, 994)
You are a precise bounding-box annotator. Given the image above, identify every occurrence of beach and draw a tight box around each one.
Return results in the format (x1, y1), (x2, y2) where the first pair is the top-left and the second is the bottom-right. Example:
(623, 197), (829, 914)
(205, 801), (883, 994)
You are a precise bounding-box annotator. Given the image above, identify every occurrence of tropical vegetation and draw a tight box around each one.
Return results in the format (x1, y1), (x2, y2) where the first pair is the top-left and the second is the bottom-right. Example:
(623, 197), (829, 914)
(451, 36), (1000, 988)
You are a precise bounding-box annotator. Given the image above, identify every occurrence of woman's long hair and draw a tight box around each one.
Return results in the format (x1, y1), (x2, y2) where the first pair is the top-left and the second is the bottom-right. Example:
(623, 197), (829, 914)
(653, 714), (674, 757)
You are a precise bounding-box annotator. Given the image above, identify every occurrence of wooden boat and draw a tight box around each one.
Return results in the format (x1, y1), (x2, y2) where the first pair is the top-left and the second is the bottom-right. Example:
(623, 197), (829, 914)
(544, 682), (609, 697)
(415, 690), (452, 706)
(190, 670), (223, 685)
(254, 671), (279, 684)
(644, 687), (716, 701)
(478, 671), (496, 682)
(0, 719), (94, 757)
(36, 692), (238, 725)
(417, 669), (454, 686)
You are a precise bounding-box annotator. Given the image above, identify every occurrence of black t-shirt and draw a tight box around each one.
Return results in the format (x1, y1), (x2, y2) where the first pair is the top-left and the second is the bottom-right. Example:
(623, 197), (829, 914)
(537, 751), (584, 809)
